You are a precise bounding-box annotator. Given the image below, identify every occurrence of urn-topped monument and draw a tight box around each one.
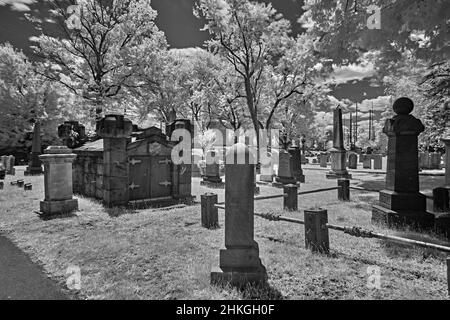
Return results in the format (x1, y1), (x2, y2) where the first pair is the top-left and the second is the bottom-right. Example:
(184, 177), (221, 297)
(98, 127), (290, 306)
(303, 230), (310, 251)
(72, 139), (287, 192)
(326, 106), (352, 179)
(372, 98), (434, 227)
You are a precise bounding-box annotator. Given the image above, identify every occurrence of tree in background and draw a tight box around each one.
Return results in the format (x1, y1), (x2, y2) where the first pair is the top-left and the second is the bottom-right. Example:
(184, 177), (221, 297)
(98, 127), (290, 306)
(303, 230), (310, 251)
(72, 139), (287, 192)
(0, 43), (84, 153)
(31, 0), (167, 123)
(195, 0), (292, 151)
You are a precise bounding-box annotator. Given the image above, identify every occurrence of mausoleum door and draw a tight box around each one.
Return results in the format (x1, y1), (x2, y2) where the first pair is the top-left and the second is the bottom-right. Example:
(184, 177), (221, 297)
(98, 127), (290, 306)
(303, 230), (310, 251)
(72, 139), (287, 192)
(150, 156), (172, 199)
(128, 156), (151, 201)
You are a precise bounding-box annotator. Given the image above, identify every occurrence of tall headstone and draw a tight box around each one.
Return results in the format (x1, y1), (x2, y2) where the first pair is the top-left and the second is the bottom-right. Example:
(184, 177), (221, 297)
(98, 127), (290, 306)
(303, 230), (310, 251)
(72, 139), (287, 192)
(25, 122), (44, 175)
(348, 153), (357, 169)
(211, 143), (267, 286)
(326, 106), (352, 179)
(260, 152), (274, 182)
(201, 149), (223, 187)
(319, 153), (327, 167)
(288, 146), (305, 183)
(274, 149), (297, 186)
(419, 152), (430, 169)
(39, 146), (78, 216)
(373, 154), (383, 170)
(372, 98), (433, 227)
(363, 155), (372, 169)
(97, 114), (133, 207)
(430, 152), (442, 170)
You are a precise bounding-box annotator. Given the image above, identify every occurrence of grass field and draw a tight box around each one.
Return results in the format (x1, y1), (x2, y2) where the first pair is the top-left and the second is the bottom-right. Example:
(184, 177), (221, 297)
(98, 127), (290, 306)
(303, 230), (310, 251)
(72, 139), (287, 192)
(0, 166), (449, 300)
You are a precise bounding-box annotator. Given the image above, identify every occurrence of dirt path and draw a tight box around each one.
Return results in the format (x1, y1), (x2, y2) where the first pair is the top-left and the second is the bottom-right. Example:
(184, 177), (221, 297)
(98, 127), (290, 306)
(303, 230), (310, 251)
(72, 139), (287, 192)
(0, 234), (68, 300)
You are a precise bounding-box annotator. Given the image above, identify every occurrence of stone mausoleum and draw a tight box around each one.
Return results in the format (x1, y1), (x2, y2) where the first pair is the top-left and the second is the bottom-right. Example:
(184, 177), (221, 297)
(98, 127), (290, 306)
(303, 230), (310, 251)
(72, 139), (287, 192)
(72, 115), (194, 207)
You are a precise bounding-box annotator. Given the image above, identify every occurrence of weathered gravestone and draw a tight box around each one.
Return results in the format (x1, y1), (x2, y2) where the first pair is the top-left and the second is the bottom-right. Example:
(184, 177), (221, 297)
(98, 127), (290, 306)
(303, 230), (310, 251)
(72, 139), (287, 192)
(419, 152), (430, 170)
(373, 154), (383, 170)
(288, 146), (305, 183)
(58, 121), (87, 149)
(273, 149), (297, 187)
(372, 98), (433, 227)
(359, 153), (365, 163)
(363, 155), (372, 169)
(348, 153), (357, 169)
(25, 122), (44, 175)
(39, 146), (78, 216)
(319, 153), (327, 168)
(211, 143), (267, 286)
(259, 152), (274, 183)
(201, 150), (224, 187)
(5, 155), (15, 175)
(326, 106), (352, 179)
(430, 152), (442, 170)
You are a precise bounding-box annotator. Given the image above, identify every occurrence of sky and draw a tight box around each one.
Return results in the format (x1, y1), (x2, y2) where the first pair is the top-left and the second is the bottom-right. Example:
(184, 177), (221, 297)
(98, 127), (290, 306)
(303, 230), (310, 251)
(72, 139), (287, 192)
(0, 0), (390, 124)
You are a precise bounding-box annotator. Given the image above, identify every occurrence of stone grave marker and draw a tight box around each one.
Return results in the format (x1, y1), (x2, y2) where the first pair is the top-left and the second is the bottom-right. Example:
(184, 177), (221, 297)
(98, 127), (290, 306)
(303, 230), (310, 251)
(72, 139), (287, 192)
(39, 146), (78, 216)
(363, 155), (372, 169)
(372, 97), (433, 227)
(288, 146), (305, 183)
(348, 153), (357, 169)
(211, 143), (267, 286)
(25, 122), (43, 175)
(326, 106), (352, 179)
(274, 149), (297, 186)
(373, 154), (383, 170)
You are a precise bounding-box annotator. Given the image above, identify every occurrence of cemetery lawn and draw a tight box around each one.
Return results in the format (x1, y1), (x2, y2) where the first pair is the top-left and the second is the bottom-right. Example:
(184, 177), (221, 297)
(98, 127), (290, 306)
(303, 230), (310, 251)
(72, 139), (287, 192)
(0, 167), (449, 300)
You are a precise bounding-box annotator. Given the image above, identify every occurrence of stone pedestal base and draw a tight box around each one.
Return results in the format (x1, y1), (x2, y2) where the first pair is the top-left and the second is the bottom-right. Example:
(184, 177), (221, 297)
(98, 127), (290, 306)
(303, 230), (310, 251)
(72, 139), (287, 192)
(275, 176), (296, 185)
(327, 149), (351, 180)
(40, 198), (78, 216)
(211, 247), (267, 286)
(203, 176), (222, 183)
(200, 180), (225, 189)
(260, 174), (273, 183)
(372, 190), (433, 228)
(372, 204), (434, 229)
(272, 181), (299, 189)
(24, 166), (43, 175)
(378, 189), (426, 212)
(294, 173), (305, 183)
(326, 171), (352, 180)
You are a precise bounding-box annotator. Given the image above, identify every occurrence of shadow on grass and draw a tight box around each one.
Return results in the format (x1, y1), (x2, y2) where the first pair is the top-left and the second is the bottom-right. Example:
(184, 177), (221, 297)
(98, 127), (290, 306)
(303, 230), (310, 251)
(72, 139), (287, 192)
(105, 206), (138, 218)
(215, 280), (285, 300)
(37, 211), (78, 221)
(380, 229), (450, 260)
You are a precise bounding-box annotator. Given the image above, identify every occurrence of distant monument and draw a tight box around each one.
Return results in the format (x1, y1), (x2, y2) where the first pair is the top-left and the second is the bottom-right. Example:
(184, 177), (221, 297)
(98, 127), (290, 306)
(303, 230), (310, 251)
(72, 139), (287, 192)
(372, 98), (433, 227)
(326, 106), (352, 179)
(25, 121), (44, 175)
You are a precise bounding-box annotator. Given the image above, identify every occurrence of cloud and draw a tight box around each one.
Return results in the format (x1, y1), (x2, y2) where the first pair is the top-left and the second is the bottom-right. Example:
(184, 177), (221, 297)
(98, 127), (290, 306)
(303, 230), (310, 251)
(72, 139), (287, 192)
(328, 63), (376, 85)
(28, 36), (39, 42)
(347, 96), (392, 113)
(0, 0), (36, 12)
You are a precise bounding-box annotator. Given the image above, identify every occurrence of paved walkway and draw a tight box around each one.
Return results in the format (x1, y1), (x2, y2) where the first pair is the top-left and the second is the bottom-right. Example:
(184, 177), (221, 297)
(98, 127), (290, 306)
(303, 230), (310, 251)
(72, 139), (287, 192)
(0, 234), (68, 300)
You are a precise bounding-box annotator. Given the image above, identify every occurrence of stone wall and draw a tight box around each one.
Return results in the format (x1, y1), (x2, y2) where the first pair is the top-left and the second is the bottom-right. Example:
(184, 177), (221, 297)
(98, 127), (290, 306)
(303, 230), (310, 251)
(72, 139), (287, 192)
(73, 140), (104, 200)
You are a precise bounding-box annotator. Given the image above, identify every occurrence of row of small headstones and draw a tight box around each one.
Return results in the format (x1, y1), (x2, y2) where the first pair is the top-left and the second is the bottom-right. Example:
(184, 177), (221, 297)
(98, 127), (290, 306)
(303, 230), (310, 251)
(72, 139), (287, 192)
(0, 179), (32, 191)
(314, 153), (383, 170)
(419, 152), (444, 170)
